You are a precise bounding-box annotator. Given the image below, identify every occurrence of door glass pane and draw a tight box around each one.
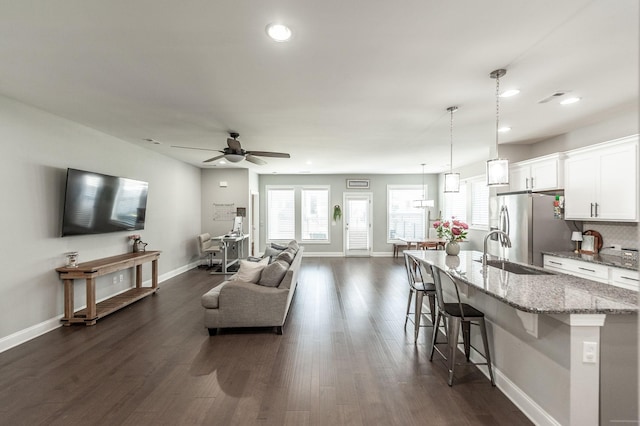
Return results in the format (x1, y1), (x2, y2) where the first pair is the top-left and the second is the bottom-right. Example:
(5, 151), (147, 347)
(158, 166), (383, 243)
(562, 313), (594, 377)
(347, 199), (369, 250)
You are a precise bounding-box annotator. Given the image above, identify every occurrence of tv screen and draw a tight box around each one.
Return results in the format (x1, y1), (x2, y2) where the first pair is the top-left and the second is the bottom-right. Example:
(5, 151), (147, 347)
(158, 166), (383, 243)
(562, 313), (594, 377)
(61, 168), (149, 237)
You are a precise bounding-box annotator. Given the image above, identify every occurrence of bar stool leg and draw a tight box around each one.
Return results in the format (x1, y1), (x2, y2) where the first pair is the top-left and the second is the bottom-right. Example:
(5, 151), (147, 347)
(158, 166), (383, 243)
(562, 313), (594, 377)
(429, 312), (441, 361)
(414, 290), (424, 342)
(462, 321), (471, 361)
(447, 317), (461, 386)
(479, 318), (496, 386)
(404, 288), (413, 328)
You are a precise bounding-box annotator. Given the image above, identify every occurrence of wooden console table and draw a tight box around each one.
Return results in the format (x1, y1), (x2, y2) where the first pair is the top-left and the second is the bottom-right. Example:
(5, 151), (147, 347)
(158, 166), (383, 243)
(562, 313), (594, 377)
(55, 251), (160, 326)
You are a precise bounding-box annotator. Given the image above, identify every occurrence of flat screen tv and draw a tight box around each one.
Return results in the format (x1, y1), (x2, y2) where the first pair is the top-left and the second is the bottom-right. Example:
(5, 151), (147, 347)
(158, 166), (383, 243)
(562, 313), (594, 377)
(61, 168), (149, 237)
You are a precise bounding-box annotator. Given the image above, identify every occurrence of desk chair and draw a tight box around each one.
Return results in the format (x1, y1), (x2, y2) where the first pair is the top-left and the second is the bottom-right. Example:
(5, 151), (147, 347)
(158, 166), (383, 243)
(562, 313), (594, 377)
(429, 264), (495, 386)
(403, 253), (436, 342)
(198, 233), (221, 269)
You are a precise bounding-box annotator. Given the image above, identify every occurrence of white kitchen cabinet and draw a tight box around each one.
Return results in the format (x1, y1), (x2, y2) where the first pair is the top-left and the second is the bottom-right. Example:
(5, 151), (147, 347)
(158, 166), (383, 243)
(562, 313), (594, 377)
(564, 136), (638, 221)
(544, 254), (638, 290)
(509, 154), (564, 191)
(543, 255), (609, 283)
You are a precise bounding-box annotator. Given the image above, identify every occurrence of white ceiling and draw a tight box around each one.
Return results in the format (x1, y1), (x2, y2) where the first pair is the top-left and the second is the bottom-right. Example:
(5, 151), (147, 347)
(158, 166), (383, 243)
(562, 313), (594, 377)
(0, 1), (637, 174)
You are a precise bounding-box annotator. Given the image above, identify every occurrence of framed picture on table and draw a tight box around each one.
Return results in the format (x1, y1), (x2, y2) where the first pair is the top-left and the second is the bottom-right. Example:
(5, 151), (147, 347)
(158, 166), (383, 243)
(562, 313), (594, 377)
(580, 235), (596, 254)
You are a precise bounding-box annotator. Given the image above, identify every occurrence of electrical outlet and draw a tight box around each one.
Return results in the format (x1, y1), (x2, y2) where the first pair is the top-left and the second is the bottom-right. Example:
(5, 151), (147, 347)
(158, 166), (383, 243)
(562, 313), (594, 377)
(119, 274), (124, 282)
(583, 341), (598, 364)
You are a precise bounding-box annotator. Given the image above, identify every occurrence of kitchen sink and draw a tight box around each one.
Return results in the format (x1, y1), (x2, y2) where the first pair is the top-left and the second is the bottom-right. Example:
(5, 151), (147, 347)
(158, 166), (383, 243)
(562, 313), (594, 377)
(474, 259), (554, 275)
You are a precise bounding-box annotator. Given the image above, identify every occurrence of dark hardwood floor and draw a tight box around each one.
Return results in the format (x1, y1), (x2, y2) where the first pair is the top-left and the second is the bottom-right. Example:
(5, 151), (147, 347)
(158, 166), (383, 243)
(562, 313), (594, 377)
(0, 257), (532, 425)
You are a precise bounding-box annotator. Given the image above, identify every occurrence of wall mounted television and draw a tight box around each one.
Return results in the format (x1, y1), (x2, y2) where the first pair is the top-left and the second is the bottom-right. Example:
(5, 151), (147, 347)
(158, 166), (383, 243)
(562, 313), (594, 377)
(61, 168), (149, 237)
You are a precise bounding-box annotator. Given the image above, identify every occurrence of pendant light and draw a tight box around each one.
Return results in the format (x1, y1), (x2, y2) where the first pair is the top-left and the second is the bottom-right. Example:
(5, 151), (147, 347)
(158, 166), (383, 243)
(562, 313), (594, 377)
(486, 68), (510, 187)
(414, 163), (434, 208)
(444, 106), (460, 193)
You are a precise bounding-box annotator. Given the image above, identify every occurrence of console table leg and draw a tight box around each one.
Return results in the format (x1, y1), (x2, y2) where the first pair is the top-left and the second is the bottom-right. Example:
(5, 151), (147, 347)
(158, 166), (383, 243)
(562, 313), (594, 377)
(152, 259), (158, 289)
(63, 279), (74, 325)
(136, 264), (142, 288)
(85, 278), (97, 324)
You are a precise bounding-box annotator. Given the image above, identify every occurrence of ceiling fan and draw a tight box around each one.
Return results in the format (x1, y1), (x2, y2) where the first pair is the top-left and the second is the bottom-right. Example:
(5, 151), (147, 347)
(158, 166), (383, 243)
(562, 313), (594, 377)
(172, 132), (291, 165)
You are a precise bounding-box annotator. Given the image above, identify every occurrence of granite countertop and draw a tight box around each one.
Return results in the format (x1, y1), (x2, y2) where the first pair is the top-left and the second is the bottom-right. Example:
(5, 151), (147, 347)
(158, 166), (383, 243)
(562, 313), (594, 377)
(542, 251), (638, 271)
(405, 250), (638, 315)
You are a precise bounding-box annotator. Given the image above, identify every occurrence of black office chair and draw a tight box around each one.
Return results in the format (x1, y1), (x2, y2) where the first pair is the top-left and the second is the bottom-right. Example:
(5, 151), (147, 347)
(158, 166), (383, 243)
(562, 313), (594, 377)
(429, 264), (495, 386)
(403, 253), (436, 342)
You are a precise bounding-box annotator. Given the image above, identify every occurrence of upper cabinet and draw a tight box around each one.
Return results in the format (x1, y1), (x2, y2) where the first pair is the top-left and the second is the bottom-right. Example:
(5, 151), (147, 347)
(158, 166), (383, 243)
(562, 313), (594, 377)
(564, 135), (638, 222)
(509, 153), (564, 191)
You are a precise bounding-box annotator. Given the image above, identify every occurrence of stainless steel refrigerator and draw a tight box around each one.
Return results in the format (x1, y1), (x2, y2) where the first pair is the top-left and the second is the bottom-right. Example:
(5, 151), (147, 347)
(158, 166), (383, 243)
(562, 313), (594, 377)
(488, 191), (572, 266)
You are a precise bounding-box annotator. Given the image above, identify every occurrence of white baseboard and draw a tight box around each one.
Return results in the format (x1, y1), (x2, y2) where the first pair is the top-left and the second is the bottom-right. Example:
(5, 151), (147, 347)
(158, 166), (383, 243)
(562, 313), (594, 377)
(0, 261), (200, 354)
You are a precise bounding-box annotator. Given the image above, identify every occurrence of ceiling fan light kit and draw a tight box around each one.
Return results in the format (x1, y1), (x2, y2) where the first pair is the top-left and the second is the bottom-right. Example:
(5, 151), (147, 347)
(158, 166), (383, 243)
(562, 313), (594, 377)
(486, 68), (510, 187)
(444, 106), (460, 193)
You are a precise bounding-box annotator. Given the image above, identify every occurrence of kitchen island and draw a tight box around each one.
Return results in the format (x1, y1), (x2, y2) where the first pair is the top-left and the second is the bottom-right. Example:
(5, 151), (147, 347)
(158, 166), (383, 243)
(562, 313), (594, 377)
(406, 250), (637, 426)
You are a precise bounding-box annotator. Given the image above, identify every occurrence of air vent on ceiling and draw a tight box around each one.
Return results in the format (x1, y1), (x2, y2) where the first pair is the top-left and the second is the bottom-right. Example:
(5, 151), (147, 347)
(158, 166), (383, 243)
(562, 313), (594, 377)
(537, 91), (568, 104)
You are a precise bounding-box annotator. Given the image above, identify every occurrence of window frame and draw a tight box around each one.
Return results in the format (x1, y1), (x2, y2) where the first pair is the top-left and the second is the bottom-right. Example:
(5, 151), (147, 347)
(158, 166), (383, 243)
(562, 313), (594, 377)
(265, 185), (296, 242)
(300, 186), (330, 243)
(386, 184), (428, 243)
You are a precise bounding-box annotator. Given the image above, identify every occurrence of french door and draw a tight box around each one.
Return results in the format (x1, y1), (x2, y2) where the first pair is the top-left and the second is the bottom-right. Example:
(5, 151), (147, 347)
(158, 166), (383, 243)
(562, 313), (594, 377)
(343, 193), (372, 257)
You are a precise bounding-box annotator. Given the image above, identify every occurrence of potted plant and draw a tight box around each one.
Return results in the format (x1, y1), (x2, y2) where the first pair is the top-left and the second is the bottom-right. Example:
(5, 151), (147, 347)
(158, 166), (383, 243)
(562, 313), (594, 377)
(432, 217), (469, 255)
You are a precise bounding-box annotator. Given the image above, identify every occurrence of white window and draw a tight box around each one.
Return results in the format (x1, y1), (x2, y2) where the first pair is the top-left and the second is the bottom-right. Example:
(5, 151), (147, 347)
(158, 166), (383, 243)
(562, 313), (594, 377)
(388, 185), (426, 241)
(443, 183), (467, 222)
(301, 188), (329, 241)
(266, 187), (295, 241)
(470, 178), (489, 229)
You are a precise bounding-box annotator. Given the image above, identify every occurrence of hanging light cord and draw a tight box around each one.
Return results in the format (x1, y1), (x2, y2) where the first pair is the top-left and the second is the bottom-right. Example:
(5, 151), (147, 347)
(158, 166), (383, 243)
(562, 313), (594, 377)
(449, 108), (454, 173)
(495, 73), (501, 158)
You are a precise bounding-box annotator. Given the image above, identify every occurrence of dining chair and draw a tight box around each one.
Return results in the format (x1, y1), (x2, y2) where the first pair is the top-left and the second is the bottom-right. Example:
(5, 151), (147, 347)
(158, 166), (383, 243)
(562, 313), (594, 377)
(428, 264), (495, 386)
(403, 253), (436, 342)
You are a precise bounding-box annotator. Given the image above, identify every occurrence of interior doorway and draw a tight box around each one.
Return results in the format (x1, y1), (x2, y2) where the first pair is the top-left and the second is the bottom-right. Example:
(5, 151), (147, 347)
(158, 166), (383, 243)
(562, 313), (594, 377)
(343, 193), (372, 257)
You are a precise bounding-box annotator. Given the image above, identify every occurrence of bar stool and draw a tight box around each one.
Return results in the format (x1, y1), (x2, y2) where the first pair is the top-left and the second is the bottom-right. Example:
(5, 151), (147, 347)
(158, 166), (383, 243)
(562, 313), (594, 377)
(403, 253), (436, 342)
(428, 264), (495, 386)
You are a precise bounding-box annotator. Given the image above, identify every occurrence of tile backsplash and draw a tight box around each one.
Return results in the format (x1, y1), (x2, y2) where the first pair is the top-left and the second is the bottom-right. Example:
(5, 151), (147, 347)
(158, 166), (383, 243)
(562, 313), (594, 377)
(581, 222), (639, 253)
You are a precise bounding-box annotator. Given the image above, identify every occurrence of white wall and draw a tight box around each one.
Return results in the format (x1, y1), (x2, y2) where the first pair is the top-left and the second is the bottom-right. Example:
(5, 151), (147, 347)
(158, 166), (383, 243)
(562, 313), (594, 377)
(0, 95), (202, 351)
(259, 173), (440, 255)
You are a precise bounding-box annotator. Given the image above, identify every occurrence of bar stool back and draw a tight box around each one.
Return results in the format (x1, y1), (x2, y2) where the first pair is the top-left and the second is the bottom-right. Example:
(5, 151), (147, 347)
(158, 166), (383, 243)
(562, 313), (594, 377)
(428, 264), (495, 386)
(403, 253), (436, 342)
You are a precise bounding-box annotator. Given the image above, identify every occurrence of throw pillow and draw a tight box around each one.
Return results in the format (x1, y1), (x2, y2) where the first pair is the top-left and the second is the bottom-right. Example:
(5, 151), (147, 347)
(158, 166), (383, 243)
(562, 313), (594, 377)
(263, 246), (284, 260)
(287, 240), (299, 252)
(258, 259), (289, 287)
(275, 249), (295, 265)
(270, 242), (288, 250)
(230, 257), (268, 283)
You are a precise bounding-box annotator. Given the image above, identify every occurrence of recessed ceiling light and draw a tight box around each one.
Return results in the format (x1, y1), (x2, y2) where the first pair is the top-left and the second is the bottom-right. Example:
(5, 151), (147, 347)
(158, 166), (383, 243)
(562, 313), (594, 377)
(500, 89), (520, 98)
(560, 97), (581, 105)
(266, 23), (292, 42)
(498, 126), (512, 133)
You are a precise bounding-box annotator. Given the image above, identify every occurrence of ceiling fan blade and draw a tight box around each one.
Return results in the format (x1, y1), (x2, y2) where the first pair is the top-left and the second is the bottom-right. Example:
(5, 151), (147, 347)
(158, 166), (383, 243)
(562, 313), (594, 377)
(227, 138), (242, 153)
(171, 145), (220, 152)
(245, 154), (267, 165)
(246, 151), (291, 158)
(203, 154), (226, 163)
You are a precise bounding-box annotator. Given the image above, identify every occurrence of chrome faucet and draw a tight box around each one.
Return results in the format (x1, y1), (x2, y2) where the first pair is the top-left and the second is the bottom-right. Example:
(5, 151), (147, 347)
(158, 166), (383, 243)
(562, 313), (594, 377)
(483, 230), (512, 267)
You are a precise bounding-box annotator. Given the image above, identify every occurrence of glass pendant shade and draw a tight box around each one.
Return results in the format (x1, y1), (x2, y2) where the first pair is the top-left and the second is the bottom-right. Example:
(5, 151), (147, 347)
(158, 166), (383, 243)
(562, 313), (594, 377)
(444, 172), (460, 192)
(487, 69), (509, 187)
(486, 158), (510, 186)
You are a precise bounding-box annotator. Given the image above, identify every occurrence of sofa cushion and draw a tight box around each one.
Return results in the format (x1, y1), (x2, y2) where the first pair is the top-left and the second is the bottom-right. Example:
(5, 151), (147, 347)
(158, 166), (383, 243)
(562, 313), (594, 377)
(275, 249), (295, 265)
(258, 259), (289, 287)
(201, 282), (227, 308)
(229, 258), (268, 283)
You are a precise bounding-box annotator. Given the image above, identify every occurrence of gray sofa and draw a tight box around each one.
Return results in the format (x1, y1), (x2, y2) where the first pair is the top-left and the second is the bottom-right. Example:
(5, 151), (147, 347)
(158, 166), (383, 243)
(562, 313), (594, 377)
(201, 244), (303, 335)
